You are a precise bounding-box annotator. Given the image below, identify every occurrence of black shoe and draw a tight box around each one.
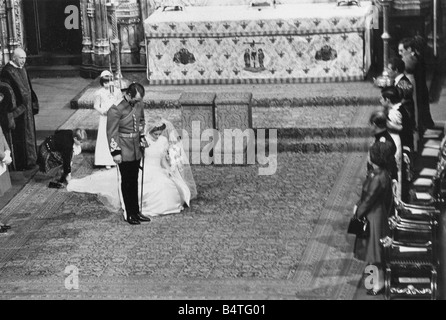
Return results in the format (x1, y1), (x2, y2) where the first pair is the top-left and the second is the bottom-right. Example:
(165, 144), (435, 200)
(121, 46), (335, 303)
(48, 181), (65, 189)
(0, 227), (8, 233)
(0, 224), (11, 230)
(127, 216), (141, 225)
(137, 213), (151, 222)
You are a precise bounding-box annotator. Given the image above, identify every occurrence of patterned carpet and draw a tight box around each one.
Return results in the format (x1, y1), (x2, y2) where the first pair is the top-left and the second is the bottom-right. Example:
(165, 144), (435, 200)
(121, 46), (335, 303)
(0, 150), (368, 299)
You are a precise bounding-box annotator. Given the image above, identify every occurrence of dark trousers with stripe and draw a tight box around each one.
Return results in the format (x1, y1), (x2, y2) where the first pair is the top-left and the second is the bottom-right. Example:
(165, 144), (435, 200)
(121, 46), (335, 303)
(119, 159), (140, 219)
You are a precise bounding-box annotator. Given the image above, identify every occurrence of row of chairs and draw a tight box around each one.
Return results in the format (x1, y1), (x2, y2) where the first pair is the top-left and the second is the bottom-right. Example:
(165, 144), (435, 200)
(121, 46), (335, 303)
(382, 128), (445, 300)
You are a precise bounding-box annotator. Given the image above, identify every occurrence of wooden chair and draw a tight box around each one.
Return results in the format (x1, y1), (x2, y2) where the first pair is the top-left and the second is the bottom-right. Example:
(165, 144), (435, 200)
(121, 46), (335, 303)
(383, 198), (439, 300)
(383, 240), (438, 300)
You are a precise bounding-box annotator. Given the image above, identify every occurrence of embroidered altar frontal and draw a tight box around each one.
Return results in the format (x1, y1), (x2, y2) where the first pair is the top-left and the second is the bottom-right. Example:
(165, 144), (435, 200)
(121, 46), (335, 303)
(144, 1), (373, 84)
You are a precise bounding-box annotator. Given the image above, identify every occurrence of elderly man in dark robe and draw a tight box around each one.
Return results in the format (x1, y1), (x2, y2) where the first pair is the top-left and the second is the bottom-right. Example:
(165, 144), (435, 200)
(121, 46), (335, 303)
(0, 48), (39, 171)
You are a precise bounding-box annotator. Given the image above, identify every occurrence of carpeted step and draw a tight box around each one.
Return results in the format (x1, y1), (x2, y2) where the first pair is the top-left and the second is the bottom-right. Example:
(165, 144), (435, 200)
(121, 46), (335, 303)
(71, 77), (381, 109)
(53, 136), (372, 155)
(49, 103), (376, 154)
(57, 106), (375, 136)
(277, 136), (372, 153)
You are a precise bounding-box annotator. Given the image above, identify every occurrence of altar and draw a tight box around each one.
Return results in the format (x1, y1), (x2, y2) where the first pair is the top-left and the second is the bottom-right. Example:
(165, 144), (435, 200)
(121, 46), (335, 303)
(144, 1), (374, 84)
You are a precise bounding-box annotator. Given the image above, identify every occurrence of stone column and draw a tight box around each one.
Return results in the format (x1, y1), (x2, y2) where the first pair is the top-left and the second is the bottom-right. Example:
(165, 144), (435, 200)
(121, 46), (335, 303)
(116, 0), (140, 66)
(81, 0), (93, 68)
(0, 1), (9, 64)
(139, 0), (151, 65)
(87, 0), (97, 65)
(94, 0), (110, 68)
(5, 0), (19, 53)
(80, 0), (146, 77)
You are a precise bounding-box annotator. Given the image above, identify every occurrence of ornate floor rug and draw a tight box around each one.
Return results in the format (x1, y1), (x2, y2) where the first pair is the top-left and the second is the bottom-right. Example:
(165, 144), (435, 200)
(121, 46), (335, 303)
(0, 151), (367, 299)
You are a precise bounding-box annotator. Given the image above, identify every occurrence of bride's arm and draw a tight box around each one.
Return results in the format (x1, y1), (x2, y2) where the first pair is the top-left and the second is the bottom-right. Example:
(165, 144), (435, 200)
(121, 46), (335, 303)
(160, 149), (170, 171)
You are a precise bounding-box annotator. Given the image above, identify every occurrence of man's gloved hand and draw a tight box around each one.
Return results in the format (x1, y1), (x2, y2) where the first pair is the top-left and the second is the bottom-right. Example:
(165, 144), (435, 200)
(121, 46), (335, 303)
(140, 136), (149, 148)
(3, 150), (12, 165)
(140, 136), (149, 153)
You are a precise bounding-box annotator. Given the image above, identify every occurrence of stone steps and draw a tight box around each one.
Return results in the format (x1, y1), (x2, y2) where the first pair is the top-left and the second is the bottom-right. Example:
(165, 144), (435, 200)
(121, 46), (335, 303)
(71, 76), (381, 109)
(58, 78), (381, 154)
(47, 103), (375, 154)
(42, 136), (371, 155)
(277, 136), (372, 153)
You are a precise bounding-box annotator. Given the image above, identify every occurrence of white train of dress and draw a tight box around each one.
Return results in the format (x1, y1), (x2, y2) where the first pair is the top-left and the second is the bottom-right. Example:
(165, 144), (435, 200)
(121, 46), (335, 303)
(67, 135), (192, 217)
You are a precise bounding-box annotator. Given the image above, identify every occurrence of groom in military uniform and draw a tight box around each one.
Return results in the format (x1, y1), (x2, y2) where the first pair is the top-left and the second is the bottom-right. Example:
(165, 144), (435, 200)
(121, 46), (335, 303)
(107, 82), (151, 225)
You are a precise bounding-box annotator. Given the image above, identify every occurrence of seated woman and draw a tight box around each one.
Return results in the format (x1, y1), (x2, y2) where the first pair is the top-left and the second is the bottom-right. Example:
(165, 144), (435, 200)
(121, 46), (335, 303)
(67, 117), (197, 217)
(37, 128), (87, 187)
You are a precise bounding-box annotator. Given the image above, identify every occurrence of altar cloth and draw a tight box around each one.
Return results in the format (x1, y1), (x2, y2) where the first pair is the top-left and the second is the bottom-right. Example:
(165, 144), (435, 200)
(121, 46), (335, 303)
(144, 1), (374, 84)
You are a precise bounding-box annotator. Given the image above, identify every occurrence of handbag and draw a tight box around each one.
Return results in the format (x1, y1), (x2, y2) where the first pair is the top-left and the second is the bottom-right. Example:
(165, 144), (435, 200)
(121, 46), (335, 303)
(347, 215), (369, 238)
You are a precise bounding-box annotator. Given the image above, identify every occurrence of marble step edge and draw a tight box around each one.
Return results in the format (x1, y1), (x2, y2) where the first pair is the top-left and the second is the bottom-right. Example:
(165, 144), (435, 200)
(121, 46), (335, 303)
(37, 126), (372, 147)
(42, 136), (371, 154)
(54, 107), (374, 140)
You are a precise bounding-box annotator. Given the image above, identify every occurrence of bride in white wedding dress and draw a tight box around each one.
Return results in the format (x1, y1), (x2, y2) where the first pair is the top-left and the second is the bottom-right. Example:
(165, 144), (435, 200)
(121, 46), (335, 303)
(67, 117), (197, 217)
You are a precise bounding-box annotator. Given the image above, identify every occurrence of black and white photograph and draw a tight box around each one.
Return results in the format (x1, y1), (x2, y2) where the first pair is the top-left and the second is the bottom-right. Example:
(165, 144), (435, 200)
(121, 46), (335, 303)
(0, 0), (445, 305)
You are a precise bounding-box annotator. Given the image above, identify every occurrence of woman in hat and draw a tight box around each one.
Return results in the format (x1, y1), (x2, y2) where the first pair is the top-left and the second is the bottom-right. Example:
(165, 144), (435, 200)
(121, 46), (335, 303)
(94, 70), (122, 169)
(353, 141), (394, 295)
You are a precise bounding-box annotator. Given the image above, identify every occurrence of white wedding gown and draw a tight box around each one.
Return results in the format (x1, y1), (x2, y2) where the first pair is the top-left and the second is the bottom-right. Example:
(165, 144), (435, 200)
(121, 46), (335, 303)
(67, 135), (191, 217)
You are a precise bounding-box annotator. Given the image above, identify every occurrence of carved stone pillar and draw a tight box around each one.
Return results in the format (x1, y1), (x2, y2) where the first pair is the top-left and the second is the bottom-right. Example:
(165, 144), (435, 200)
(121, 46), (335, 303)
(81, 0), (93, 68)
(14, 0), (23, 49)
(0, 1), (9, 64)
(87, 0), (97, 65)
(139, 0), (151, 65)
(80, 0), (146, 77)
(116, 0), (140, 66)
(94, 0), (110, 68)
(5, 0), (19, 53)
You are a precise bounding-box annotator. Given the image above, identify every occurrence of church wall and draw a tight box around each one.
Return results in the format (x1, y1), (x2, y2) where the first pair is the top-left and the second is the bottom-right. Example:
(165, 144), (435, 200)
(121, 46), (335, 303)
(0, 0), (438, 79)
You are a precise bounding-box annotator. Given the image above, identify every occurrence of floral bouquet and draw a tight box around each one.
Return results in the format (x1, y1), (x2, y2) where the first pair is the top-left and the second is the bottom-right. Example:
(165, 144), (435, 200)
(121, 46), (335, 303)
(166, 141), (185, 175)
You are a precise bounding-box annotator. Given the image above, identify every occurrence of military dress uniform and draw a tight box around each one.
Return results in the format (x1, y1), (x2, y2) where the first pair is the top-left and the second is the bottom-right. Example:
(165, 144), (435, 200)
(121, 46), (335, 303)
(107, 97), (145, 221)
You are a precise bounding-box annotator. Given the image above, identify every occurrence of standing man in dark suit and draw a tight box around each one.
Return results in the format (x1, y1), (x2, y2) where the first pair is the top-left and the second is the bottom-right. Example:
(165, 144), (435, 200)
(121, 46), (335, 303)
(398, 37), (435, 134)
(107, 82), (150, 225)
(388, 58), (416, 200)
(0, 48), (39, 171)
(388, 56), (415, 128)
